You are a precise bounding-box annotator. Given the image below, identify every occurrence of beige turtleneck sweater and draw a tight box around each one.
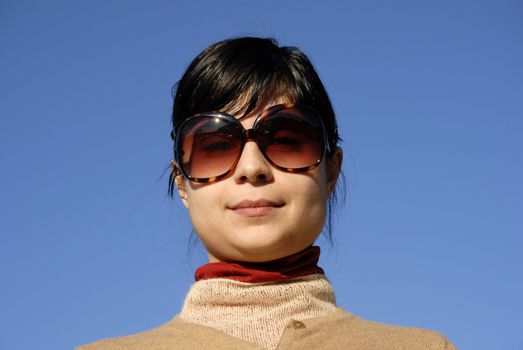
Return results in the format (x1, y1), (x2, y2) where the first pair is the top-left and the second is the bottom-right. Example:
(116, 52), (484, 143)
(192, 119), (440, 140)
(76, 274), (457, 349)
(180, 274), (337, 350)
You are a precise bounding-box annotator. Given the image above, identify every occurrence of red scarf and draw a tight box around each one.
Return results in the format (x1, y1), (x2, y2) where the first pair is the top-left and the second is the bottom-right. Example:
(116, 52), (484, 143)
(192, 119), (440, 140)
(194, 246), (324, 283)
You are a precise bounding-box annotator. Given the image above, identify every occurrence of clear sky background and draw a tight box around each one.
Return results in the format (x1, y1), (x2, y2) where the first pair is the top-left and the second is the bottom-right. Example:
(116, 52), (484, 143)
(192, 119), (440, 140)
(0, 1), (522, 349)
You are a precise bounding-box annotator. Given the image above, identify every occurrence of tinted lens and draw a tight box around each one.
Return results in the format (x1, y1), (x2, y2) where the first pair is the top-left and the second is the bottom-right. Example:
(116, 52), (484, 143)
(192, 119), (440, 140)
(177, 116), (243, 180)
(257, 107), (325, 170)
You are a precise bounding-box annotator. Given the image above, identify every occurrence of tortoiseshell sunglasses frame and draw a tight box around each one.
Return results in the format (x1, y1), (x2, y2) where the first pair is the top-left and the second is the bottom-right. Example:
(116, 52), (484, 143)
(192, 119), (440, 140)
(171, 104), (330, 183)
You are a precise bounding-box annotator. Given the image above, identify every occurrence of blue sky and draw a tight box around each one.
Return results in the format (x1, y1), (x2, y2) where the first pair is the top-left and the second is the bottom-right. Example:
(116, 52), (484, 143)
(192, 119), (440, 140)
(0, 1), (522, 349)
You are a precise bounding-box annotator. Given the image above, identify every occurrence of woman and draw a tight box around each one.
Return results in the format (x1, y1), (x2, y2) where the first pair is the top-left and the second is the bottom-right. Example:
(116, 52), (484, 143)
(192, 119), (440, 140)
(78, 37), (456, 350)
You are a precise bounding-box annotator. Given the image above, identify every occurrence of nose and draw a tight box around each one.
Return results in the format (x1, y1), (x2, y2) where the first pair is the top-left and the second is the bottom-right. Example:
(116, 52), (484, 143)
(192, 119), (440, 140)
(233, 140), (274, 184)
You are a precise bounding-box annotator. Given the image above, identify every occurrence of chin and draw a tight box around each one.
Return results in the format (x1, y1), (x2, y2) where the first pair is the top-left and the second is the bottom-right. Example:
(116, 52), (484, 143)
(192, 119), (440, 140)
(231, 240), (307, 263)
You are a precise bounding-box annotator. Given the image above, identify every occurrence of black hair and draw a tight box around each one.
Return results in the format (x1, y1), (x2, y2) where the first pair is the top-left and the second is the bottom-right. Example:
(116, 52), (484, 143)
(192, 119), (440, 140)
(168, 36), (344, 240)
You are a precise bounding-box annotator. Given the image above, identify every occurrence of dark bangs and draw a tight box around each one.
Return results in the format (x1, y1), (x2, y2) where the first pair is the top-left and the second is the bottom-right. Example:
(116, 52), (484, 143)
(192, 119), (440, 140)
(171, 37), (339, 153)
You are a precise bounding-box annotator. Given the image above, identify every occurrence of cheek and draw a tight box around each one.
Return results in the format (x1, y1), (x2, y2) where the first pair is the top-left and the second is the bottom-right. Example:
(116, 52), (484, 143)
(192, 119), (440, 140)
(303, 169), (330, 223)
(186, 187), (218, 228)
(285, 173), (329, 227)
(300, 184), (328, 223)
(187, 195), (202, 221)
(301, 166), (330, 203)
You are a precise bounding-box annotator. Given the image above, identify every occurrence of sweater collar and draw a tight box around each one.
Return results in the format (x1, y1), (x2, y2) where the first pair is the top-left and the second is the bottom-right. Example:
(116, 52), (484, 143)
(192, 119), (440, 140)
(194, 246), (324, 283)
(180, 273), (337, 350)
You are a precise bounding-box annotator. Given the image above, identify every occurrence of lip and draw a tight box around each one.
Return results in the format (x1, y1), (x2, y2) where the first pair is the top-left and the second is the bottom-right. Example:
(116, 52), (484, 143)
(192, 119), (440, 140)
(229, 199), (284, 217)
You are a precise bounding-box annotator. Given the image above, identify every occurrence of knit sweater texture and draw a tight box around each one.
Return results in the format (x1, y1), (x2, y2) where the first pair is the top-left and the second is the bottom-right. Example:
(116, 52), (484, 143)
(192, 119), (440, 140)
(77, 274), (457, 349)
(180, 274), (337, 349)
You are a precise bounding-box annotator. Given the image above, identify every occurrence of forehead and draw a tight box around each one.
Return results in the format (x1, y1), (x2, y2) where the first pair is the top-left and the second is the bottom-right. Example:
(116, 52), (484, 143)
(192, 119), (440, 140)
(230, 96), (292, 128)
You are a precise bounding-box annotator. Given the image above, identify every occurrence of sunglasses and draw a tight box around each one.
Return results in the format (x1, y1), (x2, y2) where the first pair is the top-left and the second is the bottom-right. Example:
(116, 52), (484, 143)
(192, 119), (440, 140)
(173, 104), (329, 183)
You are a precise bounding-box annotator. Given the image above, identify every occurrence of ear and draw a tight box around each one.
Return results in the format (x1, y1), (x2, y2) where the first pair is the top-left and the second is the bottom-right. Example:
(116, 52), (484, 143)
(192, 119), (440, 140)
(326, 147), (343, 195)
(172, 160), (189, 208)
(175, 175), (189, 208)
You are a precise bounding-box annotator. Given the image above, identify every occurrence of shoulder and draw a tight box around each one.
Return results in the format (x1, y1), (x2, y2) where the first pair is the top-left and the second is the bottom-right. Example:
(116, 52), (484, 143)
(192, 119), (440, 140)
(76, 310), (457, 350)
(302, 308), (457, 350)
(75, 318), (179, 350)
(76, 316), (261, 350)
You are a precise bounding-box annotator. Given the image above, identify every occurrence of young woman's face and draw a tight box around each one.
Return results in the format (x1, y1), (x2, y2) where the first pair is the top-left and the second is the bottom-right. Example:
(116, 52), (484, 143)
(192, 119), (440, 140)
(176, 101), (342, 263)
